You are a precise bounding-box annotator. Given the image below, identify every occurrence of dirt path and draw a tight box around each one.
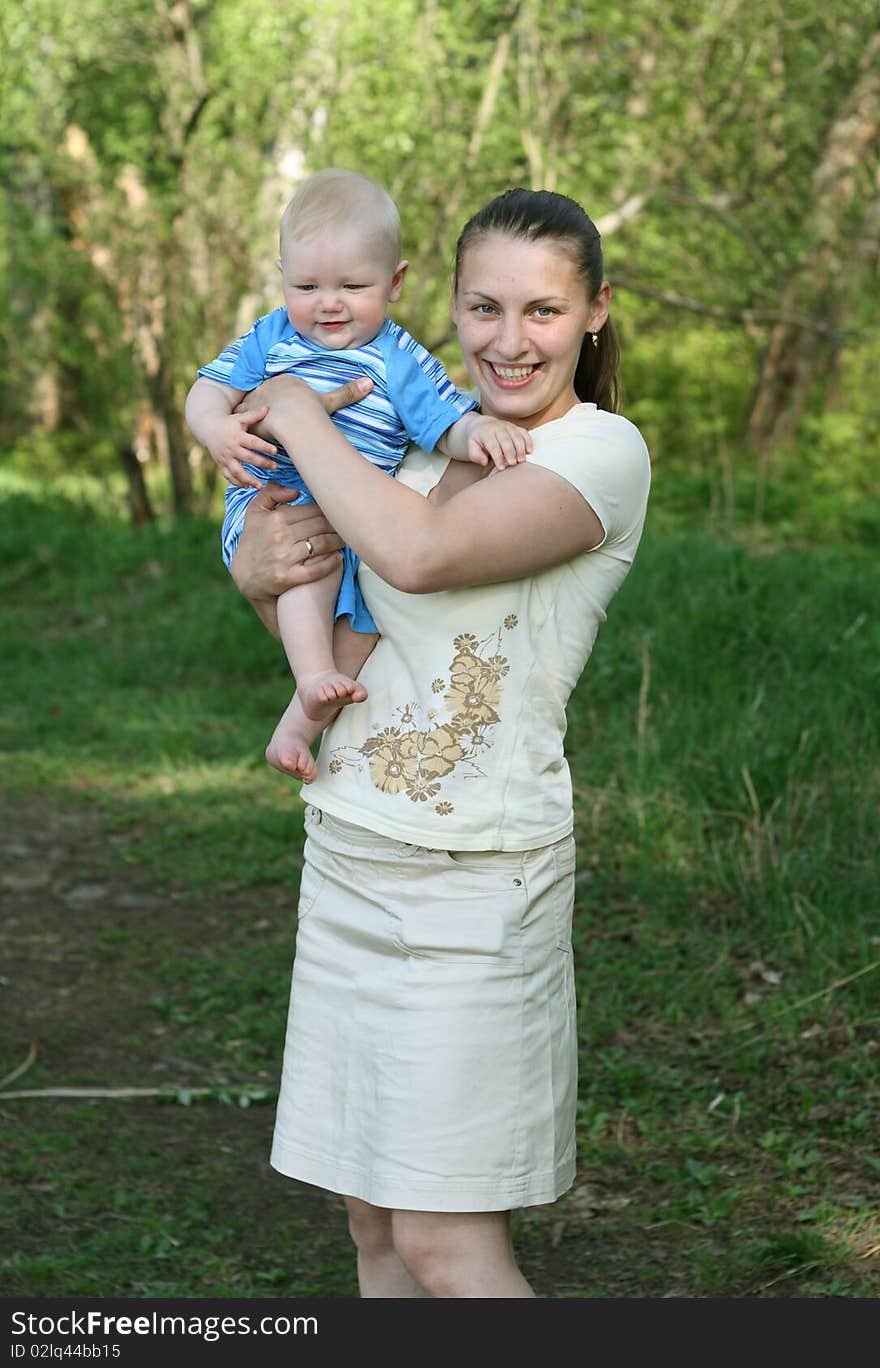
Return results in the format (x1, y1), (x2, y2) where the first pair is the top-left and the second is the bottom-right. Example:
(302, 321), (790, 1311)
(2, 794), (664, 1299)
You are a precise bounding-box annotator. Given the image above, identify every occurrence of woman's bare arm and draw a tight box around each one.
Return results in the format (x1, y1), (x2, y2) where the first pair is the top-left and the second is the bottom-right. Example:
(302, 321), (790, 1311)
(426, 458), (491, 507)
(250, 375), (605, 594)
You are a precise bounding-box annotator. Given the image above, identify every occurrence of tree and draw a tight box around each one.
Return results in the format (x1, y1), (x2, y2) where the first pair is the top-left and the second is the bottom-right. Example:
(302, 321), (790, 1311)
(746, 27), (880, 453)
(2, 0), (878, 517)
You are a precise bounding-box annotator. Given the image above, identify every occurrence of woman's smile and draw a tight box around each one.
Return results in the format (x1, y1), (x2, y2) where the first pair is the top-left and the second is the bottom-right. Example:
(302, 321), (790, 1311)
(486, 362), (542, 386)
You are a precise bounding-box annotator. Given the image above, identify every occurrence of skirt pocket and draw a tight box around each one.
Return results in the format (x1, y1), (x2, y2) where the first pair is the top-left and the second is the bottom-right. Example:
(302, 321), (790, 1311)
(392, 852), (527, 964)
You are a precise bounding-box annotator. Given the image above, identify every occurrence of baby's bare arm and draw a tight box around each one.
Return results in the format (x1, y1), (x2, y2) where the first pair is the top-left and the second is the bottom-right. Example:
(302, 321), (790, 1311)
(185, 377), (280, 488)
(436, 411), (533, 470)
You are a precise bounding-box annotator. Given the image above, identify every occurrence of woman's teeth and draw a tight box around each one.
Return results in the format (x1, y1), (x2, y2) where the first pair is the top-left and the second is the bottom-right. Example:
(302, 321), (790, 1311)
(491, 364), (536, 379)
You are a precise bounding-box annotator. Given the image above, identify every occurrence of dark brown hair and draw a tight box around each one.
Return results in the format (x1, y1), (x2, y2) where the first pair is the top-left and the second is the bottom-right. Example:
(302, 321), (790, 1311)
(453, 188), (620, 412)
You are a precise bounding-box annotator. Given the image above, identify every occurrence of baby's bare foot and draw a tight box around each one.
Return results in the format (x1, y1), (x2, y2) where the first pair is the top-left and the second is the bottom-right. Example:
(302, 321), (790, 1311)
(265, 729), (318, 783)
(298, 670), (368, 723)
(265, 693), (320, 783)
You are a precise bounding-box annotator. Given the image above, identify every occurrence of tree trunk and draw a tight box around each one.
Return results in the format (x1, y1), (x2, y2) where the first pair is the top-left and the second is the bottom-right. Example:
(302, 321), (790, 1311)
(148, 360), (193, 515)
(116, 442), (155, 526)
(746, 29), (880, 453)
(747, 277), (845, 452)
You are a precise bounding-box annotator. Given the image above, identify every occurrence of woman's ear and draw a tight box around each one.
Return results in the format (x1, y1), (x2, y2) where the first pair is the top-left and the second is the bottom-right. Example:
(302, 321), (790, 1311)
(587, 281), (612, 334)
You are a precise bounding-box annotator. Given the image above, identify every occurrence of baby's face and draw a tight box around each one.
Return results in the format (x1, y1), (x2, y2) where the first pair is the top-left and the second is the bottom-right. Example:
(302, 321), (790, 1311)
(279, 228), (407, 351)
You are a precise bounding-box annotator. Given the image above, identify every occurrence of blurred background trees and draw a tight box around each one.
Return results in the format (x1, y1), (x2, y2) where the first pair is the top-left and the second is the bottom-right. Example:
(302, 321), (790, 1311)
(3, 0), (878, 533)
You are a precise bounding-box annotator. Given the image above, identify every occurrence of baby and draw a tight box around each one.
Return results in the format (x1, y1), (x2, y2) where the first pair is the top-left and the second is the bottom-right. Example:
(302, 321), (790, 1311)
(185, 168), (530, 782)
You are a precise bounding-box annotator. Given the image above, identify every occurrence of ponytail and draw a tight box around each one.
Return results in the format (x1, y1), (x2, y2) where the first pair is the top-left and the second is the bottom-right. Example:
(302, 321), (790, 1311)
(574, 318), (621, 413)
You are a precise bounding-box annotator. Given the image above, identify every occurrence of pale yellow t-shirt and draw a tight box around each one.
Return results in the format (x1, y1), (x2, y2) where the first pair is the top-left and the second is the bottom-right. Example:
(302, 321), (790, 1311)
(307, 402), (651, 850)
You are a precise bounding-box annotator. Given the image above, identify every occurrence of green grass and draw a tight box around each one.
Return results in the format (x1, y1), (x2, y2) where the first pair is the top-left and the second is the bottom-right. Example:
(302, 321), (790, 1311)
(1, 471), (878, 1298)
(0, 474), (307, 893)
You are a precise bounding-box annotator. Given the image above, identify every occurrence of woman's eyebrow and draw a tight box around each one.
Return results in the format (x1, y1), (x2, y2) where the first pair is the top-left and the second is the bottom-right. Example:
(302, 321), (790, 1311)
(462, 290), (570, 307)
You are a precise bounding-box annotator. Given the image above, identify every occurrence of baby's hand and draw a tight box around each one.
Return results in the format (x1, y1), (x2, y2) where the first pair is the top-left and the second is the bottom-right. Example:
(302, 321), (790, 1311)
(467, 415), (533, 470)
(206, 408), (280, 489)
(441, 412), (533, 470)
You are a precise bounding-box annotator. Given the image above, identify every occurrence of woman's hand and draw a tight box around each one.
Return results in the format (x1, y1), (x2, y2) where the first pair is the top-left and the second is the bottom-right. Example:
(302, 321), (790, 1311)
(234, 374), (373, 440)
(230, 485), (343, 603)
(228, 375), (373, 635)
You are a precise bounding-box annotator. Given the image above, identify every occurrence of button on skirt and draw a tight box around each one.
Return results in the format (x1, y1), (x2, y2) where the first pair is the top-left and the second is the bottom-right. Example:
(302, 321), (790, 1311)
(269, 807), (578, 1212)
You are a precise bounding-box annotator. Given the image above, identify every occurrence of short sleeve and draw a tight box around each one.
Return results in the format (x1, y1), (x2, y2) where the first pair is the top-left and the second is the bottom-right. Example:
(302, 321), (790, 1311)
(528, 408), (651, 544)
(381, 326), (478, 452)
(196, 307), (290, 389)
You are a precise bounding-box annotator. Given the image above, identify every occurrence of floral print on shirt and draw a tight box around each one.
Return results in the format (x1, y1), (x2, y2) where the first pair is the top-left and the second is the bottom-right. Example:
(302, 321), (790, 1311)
(326, 620), (517, 812)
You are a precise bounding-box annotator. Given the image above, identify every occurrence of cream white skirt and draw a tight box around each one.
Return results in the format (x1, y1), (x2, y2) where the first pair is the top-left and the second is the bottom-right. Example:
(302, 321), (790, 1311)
(269, 806), (578, 1212)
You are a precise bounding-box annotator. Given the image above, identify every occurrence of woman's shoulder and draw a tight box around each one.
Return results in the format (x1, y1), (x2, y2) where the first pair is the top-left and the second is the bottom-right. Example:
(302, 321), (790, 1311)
(528, 404), (650, 539)
(540, 402), (647, 449)
(533, 403), (649, 477)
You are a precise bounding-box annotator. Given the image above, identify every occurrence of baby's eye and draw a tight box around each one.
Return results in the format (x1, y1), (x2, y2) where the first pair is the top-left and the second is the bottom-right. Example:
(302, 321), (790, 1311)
(344, 284), (367, 291)
(295, 284), (317, 292)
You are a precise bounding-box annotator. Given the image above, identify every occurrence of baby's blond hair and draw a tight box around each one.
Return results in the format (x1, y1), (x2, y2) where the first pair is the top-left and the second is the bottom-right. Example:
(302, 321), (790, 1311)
(280, 168), (402, 269)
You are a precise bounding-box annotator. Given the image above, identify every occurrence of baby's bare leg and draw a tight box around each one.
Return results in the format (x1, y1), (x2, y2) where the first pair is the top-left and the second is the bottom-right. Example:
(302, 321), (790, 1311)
(265, 623), (378, 782)
(277, 567), (368, 722)
(333, 617), (379, 680)
(265, 576), (377, 783)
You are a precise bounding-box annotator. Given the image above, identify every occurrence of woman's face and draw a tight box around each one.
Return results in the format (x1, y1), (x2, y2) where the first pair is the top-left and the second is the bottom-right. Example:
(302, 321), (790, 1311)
(451, 233), (608, 430)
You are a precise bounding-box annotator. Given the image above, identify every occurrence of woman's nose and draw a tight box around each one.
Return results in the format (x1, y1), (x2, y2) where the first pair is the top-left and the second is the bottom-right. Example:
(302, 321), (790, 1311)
(495, 314), (528, 358)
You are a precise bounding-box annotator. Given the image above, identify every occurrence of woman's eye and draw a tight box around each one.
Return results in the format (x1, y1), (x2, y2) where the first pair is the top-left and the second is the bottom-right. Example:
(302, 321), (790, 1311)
(473, 303), (497, 315)
(533, 306), (557, 318)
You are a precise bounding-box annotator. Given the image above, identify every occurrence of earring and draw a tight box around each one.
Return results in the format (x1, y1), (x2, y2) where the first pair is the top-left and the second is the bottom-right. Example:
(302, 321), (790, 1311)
(591, 332), (599, 349)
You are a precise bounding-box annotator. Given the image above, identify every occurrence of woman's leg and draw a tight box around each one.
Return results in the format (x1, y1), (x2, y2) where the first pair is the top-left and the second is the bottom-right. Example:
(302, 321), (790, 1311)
(344, 1196), (424, 1298)
(391, 1209), (535, 1298)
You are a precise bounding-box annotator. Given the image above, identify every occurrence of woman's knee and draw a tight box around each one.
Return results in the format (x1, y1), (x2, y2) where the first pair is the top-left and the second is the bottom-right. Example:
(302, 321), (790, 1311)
(344, 1196), (394, 1254)
(391, 1210), (510, 1294)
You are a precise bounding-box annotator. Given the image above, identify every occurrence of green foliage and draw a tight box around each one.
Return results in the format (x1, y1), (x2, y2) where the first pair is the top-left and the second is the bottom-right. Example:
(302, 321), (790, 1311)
(625, 325), (756, 464)
(2, 0), (878, 518)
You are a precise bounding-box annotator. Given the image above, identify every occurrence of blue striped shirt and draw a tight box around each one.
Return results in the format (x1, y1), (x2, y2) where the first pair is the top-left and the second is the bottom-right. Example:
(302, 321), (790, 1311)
(198, 309), (476, 475)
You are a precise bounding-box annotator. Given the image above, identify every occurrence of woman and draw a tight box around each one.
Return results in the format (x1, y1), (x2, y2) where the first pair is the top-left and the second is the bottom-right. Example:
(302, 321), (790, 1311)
(230, 189), (650, 1297)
